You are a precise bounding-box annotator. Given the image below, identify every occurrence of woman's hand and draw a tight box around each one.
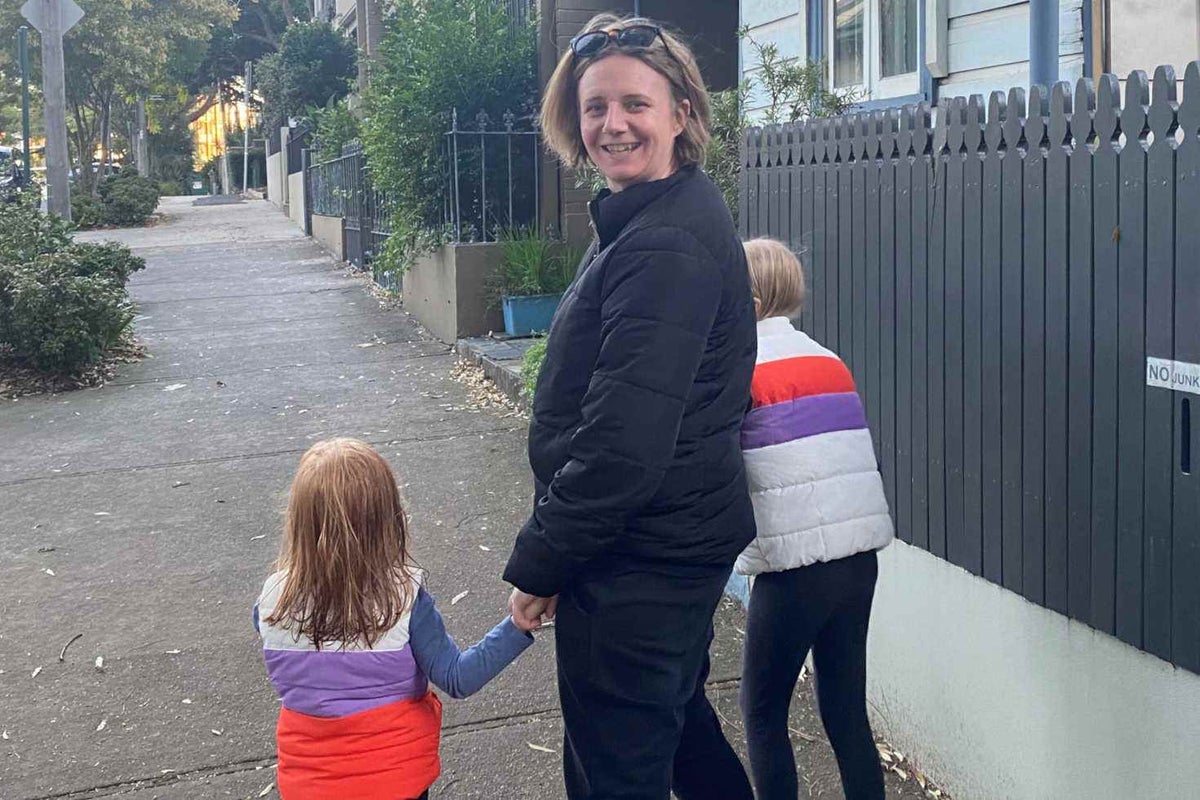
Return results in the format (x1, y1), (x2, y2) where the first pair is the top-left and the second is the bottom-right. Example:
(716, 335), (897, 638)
(509, 588), (558, 632)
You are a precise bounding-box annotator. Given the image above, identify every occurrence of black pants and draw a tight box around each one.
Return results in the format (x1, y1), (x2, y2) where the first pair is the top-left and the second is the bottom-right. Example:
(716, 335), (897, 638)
(740, 550), (883, 800)
(555, 561), (754, 800)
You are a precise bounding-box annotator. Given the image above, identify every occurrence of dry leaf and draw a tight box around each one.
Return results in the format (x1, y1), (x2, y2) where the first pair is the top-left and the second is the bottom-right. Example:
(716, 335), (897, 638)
(95, 719), (107, 732)
(95, 657), (104, 670)
(44, 569), (55, 576)
(181, 698), (192, 705)
(258, 784), (274, 797)
(893, 767), (908, 780)
(479, 545), (491, 551)
(211, 729), (223, 736)
(526, 743), (555, 753)
(94, 512), (111, 516)
(31, 667), (42, 679)
(2, 731), (9, 740)
(451, 590), (469, 606)
(163, 384), (187, 392)
(250, 535), (266, 541)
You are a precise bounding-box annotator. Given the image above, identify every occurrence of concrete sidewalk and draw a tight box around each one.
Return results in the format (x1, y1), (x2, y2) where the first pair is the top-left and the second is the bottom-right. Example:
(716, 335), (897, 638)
(0, 197), (927, 799)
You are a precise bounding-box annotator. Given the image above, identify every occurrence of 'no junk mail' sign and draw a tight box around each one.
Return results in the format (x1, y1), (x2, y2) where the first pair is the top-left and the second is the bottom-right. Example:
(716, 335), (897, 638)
(1147, 358), (1200, 396)
(20, 0), (85, 34)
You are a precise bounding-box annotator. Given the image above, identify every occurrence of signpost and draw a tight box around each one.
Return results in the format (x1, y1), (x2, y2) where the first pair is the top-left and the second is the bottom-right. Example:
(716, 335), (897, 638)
(18, 26), (32, 183)
(242, 60), (252, 194)
(20, 0), (85, 220)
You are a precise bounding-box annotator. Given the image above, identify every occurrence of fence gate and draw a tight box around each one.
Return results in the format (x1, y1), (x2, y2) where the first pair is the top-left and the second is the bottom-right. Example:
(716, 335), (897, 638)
(740, 63), (1200, 673)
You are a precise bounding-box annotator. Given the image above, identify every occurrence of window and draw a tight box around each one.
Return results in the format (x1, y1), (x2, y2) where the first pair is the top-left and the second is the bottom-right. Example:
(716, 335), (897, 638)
(828, 0), (920, 98)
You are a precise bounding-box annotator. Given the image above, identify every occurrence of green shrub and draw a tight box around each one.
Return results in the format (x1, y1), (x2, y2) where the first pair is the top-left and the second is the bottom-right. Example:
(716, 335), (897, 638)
(257, 21), (357, 134)
(311, 98), (360, 164)
(0, 254), (135, 373)
(0, 197), (146, 375)
(0, 192), (73, 263)
(98, 172), (160, 227)
(53, 242), (145, 286)
(159, 181), (182, 197)
(363, 0), (537, 274)
(71, 194), (105, 229)
(520, 336), (547, 401)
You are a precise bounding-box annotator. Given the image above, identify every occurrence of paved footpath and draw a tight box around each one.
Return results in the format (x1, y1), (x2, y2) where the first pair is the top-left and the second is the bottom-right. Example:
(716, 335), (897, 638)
(0, 197), (924, 799)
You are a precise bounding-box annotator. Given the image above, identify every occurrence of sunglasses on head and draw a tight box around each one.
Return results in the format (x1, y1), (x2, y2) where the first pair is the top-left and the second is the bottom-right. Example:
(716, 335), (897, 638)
(569, 23), (677, 61)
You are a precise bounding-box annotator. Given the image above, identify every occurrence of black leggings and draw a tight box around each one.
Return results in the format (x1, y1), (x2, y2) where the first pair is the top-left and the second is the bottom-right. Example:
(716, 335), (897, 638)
(739, 550), (884, 800)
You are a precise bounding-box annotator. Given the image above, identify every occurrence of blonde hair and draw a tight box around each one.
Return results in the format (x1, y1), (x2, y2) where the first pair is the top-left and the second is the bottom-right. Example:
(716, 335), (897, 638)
(744, 238), (806, 320)
(266, 438), (416, 650)
(540, 14), (711, 171)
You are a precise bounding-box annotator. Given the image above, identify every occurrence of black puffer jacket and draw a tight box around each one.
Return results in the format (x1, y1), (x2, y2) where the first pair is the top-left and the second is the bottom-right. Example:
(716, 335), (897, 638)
(503, 166), (758, 598)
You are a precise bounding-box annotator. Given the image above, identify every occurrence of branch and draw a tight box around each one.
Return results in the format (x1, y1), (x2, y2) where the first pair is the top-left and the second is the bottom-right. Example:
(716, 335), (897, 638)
(279, 0), (296, 25)
(243, 31), (279, 49)
(254, 6), (279, 46)
(187, 91), (221, 123)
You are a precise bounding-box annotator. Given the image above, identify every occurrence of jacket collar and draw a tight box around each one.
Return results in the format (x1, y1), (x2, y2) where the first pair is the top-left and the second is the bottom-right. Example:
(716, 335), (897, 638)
(756, 316), (796, 336)
(588, 165), (697, 249)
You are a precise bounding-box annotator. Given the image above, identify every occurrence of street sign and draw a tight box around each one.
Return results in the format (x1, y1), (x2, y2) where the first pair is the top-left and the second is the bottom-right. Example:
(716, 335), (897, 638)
(19, 0), (84, 34)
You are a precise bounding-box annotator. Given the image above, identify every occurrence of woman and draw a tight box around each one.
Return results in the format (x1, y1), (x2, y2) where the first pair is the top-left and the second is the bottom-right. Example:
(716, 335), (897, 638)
(503, 14), (757, 800)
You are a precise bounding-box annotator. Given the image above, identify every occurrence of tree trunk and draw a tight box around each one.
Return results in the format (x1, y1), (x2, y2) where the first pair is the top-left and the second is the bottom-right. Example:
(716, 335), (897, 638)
(100, 94), (111, 177)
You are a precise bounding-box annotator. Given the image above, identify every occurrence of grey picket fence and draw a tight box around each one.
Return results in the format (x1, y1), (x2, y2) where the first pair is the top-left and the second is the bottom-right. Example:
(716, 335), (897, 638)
(740, 64), (1200, 673)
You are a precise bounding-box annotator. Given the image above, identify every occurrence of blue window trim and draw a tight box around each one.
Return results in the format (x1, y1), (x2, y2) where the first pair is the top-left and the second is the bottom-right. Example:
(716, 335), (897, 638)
(1082, 0), (1094, 78)
(853, 92), (928, 111)
(809, 0), (933, 105)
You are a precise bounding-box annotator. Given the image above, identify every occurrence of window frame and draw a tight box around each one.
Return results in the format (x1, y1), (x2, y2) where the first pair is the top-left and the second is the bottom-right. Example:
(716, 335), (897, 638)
(826, 0), (922, 101)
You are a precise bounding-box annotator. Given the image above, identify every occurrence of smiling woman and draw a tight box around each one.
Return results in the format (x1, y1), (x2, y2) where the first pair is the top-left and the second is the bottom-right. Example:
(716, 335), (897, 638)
(503, 13), (758, 800)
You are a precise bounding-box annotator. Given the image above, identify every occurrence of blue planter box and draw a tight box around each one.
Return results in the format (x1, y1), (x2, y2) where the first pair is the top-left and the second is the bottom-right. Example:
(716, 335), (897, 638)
(502, 293), (562, 336)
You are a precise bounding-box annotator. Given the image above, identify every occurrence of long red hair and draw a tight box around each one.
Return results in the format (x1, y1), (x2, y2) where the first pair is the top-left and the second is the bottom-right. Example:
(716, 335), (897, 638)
(265, 438), (416, 649)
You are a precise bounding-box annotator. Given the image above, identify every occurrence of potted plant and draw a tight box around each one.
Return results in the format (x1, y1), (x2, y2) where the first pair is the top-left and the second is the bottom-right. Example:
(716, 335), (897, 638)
(496, 228), (575, 337)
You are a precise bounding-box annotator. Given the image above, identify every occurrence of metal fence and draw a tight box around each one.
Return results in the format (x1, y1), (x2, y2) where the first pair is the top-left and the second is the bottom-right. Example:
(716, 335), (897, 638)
(740, 63), (1200, 673)
(493, 0), (534, 35)
(444, 108), (544, 242)
(286, 124), (312, 175)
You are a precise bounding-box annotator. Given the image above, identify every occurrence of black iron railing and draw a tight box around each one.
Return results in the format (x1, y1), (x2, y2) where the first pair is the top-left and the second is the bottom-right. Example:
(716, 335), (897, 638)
(443, 108), (543, 242)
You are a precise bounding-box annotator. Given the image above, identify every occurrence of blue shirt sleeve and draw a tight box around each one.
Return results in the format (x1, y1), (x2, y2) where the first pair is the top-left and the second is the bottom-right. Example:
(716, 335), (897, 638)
(407, 587), (535, 699)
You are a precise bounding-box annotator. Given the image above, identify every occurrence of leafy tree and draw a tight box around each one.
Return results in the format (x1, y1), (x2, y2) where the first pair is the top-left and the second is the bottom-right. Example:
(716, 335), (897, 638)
(0, 0), (236, 193)
(362, 0), (537, 271)
(255, 21), (356, 133)
(311, 98), (360, 164)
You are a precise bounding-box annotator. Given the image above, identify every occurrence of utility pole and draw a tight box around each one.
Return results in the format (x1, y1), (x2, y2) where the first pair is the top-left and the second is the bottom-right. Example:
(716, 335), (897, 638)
(243, 60), (252, 194)
(18, 26), (32, 183)
(20, 0), (84, 220)
(136, 95), (149, 176)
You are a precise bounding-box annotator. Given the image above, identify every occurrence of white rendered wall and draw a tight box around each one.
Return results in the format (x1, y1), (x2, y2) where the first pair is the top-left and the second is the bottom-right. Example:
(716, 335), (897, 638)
(867, 539), (1200, 800)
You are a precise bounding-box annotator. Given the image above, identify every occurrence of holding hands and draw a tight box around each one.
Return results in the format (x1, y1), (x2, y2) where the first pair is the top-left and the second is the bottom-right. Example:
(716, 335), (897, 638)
(509, 588), (558, 632)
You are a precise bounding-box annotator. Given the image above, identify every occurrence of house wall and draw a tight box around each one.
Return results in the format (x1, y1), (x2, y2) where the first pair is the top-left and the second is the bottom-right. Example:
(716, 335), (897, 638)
(641, 0), (741, 90)
(739, 1), (1088, 111)
(937, 0), (1085, 101)
(868, 540), (1200, 800)
(1110, 0), (1200, 77)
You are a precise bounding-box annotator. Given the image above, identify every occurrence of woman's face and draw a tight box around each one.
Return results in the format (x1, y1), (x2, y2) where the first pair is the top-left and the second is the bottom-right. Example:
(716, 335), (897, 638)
(577, 54), (689, 193)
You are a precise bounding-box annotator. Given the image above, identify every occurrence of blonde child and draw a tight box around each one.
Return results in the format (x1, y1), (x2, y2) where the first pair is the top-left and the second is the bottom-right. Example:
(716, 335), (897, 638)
(736, 239), (894, 800)
(254, 438), (536, 799)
